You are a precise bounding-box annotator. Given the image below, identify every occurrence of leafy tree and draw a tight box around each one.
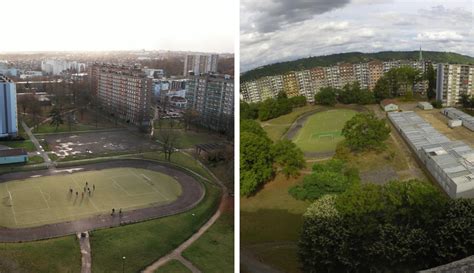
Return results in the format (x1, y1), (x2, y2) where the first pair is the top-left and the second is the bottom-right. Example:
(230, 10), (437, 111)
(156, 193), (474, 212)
(240, 132), (273, 196)
(272, 140), (305, 178)
(426, 63), (436, 100)
(373, 76), (391, 102)
(342, 113), (390, 152)
(240, 101), (259, 120)
(289, 159), (359, 201)
(240, 119), (269, 139)
(49, 107), (63, 131)
(339, 82), (375, 105)
(298, 180), (470, 272)
(315, 87), (337, 106)
(258, 98), (278, 121)
(460, 94), (473, 109)
(431, 100), (443, 109)
(289, 95), (307, 107)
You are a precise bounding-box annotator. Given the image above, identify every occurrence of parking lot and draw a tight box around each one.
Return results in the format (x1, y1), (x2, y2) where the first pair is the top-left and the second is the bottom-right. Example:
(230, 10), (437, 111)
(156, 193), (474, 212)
(42, 130), (160, 159)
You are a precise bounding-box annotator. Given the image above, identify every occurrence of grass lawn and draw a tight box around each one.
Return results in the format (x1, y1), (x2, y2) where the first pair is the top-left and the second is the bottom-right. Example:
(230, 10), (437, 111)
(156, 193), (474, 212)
(260, 105), (321, 141)
(0, 140), (36, 152)
(293, 109), (357, 153)
(0, 235), (80, 273)
(156, 129), (225, 149)
(241, 173), (310, 273)
(0, 168), (182, 228)
(28, 155), (45, 165)
(33, 123), (109, 134)
(90, 180), (221, 273)
(183, 211), (234, 273)
(154, 260), (191, 273)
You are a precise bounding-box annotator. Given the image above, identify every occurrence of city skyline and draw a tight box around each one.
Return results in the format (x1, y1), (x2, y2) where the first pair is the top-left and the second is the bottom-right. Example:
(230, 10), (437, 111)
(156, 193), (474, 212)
(1, 0), (235, 53)
(241, 0), (474, 72)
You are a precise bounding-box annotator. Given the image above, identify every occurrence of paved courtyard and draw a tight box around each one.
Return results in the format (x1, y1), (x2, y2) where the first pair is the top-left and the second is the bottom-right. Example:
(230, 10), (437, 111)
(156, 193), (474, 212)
(41, 130), (160, 158)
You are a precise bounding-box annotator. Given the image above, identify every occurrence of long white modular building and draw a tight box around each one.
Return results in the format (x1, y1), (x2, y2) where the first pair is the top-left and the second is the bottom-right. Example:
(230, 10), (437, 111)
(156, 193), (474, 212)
(442, 108), (474, 132)
(388, 111), (474, 198)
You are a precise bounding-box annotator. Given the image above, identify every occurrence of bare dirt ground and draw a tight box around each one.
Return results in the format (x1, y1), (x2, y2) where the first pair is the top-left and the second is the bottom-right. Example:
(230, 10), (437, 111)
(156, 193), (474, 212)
(417, 109), (474, 146)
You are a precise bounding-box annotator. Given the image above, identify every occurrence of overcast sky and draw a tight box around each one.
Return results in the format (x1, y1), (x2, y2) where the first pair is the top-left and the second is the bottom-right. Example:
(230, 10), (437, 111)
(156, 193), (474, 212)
(241, 0), (474, 72)
(0, 0), (235, 53)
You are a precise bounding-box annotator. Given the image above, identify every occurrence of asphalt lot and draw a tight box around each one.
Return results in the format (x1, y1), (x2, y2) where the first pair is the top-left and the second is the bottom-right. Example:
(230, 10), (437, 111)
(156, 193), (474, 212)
(41, 130), (160, 158)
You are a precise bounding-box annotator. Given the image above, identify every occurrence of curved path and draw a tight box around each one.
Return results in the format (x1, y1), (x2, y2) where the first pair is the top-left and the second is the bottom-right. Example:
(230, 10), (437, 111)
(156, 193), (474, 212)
(0, 159), (205, 242)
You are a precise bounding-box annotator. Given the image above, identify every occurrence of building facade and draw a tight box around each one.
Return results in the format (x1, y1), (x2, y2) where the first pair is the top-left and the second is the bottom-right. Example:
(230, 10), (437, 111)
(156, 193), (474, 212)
(0, 74), (18, 138)
(436, 64), (474, 106)
(89, 64), (152, 125)
(183, 54), (219, 76)
(186, 74), (234, 133)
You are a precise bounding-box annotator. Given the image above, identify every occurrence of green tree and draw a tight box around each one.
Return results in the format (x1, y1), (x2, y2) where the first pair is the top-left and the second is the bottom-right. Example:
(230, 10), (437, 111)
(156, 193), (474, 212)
(240, 101), (259, 120)
(289, 95), (307, 107)
(426, 63), (436, 100)
(240, 132), (273, 196)
(342, 113), (390, 152)
(240, 119), (269, 139)
(49, 107), (64, 131)
(373, 76), (391, 102)
(289, 159), (359, 201)
(272, 140), (305, 178)
(299, 180), (460, 272)
(315, 87), (337, 106)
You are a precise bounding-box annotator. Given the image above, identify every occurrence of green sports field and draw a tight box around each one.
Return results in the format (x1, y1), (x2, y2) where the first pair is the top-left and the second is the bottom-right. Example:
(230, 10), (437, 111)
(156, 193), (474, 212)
(0, 168), (182, 228)
(293, 109), (357, 153)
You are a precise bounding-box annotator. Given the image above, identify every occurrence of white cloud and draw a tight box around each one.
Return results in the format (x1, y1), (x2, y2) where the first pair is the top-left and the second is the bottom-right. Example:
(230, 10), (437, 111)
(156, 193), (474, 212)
(416, 31), (464, 42)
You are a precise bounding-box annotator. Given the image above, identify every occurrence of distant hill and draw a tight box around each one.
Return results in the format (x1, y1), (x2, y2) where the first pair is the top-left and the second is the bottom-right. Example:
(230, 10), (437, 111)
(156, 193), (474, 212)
(241, 51), (474, 82)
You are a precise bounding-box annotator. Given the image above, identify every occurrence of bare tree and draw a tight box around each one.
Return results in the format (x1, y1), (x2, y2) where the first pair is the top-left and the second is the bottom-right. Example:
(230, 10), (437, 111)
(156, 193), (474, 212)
(159, 130), (178, 161)
(182, 109), (199, 131)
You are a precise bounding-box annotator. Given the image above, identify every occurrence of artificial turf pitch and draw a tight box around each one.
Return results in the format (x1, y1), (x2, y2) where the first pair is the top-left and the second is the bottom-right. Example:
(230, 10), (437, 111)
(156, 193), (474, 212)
(0, 168), (182, 228)
(293, 109), (357, 153)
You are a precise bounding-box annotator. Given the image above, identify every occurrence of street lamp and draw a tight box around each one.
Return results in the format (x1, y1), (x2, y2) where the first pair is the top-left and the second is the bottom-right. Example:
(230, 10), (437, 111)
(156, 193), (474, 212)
(122, 256), (126, 273)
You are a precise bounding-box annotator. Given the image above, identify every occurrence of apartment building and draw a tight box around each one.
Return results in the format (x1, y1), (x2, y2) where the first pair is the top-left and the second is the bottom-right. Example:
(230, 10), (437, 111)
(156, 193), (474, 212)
(183, 54), (219, 76)
(294, 70), (314, 102)
(436, 64), (474, 106)
(240, 59), (430, 103)
(366, 61), (384, 91)
(89, 64), (152, 125)
(0, 74), (18, 138)
(354, 63), (369, 89)
(186, 74), (234, 132)
(282, 72), (299, 98)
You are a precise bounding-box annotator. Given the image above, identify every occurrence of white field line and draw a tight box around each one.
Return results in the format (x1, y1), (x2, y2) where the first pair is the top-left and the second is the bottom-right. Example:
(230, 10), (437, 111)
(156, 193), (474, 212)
(39, 188), (51, 209)
(130, 170), (169, 201)
(5, 184), (18, 225)
(111, 178), (132, 196)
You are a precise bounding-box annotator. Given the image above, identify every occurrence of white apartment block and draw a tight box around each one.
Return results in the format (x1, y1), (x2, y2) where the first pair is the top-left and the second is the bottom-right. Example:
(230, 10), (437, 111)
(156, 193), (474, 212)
(436, 64), (474, 106)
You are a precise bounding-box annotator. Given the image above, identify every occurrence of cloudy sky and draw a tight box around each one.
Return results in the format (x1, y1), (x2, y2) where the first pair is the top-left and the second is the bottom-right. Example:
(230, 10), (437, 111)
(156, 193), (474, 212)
(1, 0), (235, 53)
(241, 0), (474, 72)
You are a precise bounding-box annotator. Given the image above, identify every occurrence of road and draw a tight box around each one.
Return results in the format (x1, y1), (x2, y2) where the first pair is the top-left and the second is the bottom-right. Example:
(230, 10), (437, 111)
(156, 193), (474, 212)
(21, 121), (54, 170)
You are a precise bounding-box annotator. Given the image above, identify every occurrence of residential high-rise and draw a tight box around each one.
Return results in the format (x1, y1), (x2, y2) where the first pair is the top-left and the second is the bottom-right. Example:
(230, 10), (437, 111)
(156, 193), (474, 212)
(186, 74), (234, 133)
(354, 63), (369, 89)
(282, 72), (299, 97)
(183, 54), (219, 76)
(294, 70), (314, 102)
(0, 74), (18, 138)
(89, 64), (152, 125)
(436, 64), (474, 106)
(368, 61), (384, 91)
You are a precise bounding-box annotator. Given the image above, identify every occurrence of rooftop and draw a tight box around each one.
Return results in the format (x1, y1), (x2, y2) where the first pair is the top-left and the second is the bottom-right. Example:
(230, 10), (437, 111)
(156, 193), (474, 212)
(0, 148), (27, 157)
(443, 108), (474, 131)
(389, 111), (474, 196)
